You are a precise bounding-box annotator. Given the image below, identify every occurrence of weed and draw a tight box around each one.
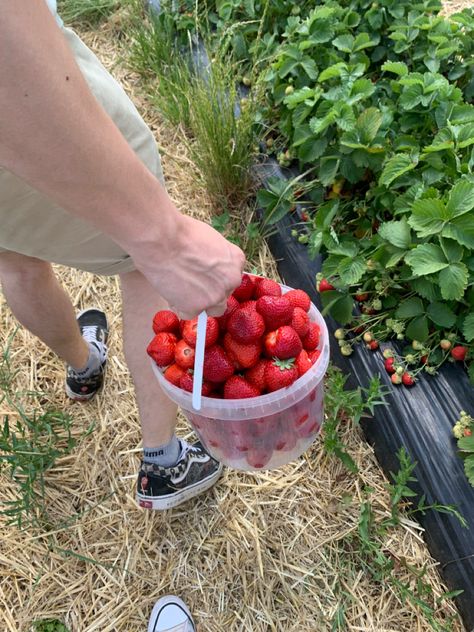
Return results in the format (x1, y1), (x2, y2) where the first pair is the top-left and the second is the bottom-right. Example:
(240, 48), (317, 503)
(57, 0), (119, 24)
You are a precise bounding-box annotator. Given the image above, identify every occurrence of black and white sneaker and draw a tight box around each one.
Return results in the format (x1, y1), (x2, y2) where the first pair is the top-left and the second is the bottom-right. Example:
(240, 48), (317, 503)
(65, 308), (108, 401)
(137, 441), (223, 511)
(148, 595), (195, 632)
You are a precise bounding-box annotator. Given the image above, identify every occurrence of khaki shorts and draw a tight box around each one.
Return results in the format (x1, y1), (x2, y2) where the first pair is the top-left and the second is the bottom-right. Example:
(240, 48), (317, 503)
(0, 27), (164, 276)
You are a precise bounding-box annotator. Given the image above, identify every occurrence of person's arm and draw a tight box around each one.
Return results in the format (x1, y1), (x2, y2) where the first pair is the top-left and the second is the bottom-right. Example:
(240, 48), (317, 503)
(0, 1), (245, 316)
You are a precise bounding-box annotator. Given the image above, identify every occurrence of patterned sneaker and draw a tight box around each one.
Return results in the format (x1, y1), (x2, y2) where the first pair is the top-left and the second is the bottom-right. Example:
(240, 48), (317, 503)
(137, 441), (223, 511)
(148, 595), (195, 632)
(65, 308), (108, 401)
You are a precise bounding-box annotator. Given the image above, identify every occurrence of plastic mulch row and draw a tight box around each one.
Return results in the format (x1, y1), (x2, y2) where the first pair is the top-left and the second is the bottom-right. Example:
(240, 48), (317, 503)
(254, 158), (474, 632)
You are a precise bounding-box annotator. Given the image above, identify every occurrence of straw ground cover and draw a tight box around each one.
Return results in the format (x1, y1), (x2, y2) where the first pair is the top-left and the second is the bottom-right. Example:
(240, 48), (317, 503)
(0, 9), (468, 632)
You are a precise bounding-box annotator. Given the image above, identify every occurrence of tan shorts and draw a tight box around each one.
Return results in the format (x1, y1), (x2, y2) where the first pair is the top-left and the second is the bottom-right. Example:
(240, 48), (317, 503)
(0, 27), (164, 276)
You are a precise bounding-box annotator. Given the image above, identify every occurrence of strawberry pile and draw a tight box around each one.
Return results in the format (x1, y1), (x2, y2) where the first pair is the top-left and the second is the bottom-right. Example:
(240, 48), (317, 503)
(147, 274), (321, 399)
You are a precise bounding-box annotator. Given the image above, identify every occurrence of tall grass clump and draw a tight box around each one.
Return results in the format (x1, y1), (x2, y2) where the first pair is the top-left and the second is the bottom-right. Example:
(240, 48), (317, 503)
(57, 0), (120, 24)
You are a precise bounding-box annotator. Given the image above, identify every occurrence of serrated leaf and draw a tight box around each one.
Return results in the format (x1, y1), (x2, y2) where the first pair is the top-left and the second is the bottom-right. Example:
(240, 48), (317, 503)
(406, 315), (429, 342)
(410, 277), (441, 301)
(442, 214), (474, 249)
(399, 84), (423, 110)
(408, 199), (448, 237)
(318, 63), (346, 82)
(319, 157), (340, 186)
(357, 108), (383, 143)
(381, 61), (409, 76)
(378, 218), (411, 249)
(379, 154), (418, 187)
(338, 256), (366, 285)
(320, 290), (354, 324)
(439, 263), (469, 300)
(284, 86), (316, 109)
(310, 111), (337, 135)
(426, 302), (456, 327)
(333, 34), (354, 53)
(353, 32), (379, 52)
(405, 243), (449, 276)
(297, 138), (328, 163)
(462, 313), (474, 342)
(446, 179), (474, 217)
(456, 123), (474, 149)
(450, 104), (474, 125)
(395, 297), (425, 319)
(441, 238), (463, 263)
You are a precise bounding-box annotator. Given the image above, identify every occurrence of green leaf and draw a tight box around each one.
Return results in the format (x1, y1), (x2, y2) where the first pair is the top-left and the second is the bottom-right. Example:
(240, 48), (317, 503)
(395, 297), (425, 318)
(318, 63), (346, 82)
(446, 179), (474, 217)
(381, 61), (409, 76)
(469, 363), (474, 386)
(462, 313), (474, 342)
(408, 199), (449, 237)
(338, 256), (367, 285)
(450, 104), (474, 125)
(410, 277), (440, 301)
(456, 123), (474, 149)
(458, 434), (474, 453)
(353, 32), (379, 52)
(319, 157), (340, 186)
(426, 302), (456, 327)
(399, 84), (423, 110)
(298, 138), (328, 163)
(406, 316), (429, 342)
(405, 243), (449, 276)
(320, 290), (354, 324)
(332, 34), (354, 53)
(378, 218), (411, 249)
(379, 154), (417, 187)
(310, 111), (337, 135)
(442, 214), (474, 249)
(441, 238), (463, 263)
(439, 263), (469, 300)
(357, 108), (383, 143)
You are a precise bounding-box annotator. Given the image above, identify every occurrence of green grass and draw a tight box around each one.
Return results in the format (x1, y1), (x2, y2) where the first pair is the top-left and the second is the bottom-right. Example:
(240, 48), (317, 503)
(57, 0), (120, 24)
(32, 621), (71, 632)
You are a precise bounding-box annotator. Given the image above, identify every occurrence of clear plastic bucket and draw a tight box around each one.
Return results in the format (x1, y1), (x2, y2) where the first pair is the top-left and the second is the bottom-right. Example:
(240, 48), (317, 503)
(151, 284), (330, 470)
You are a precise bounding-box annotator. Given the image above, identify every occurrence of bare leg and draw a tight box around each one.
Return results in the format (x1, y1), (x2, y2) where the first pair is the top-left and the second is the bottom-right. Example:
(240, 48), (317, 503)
(119, 269), (178, 447)
(0, 252), (89, 368)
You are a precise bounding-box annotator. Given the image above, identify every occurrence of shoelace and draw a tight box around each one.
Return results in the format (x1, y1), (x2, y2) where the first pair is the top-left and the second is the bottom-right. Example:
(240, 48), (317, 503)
(82, 325), (107, 362)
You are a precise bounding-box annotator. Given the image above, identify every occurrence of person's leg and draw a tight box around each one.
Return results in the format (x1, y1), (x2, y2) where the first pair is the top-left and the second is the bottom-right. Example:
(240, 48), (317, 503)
(119, 269), (178, 447)
(120, 270), (223, 511)
(0, 251), (89, 368)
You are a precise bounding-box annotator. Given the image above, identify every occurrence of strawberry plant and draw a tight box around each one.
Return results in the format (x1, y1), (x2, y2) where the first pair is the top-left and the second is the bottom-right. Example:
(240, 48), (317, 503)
(453, 410), (474, 487)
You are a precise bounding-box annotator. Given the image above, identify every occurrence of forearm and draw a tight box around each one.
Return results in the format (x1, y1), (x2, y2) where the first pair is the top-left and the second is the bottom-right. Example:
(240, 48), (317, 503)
(0, 1), (179, 255)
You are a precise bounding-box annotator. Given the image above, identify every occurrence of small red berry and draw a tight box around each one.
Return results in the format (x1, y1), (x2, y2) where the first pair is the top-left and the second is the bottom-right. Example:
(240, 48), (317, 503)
(355, 292), (369, 302)
(464, 428), (472, 437)
(384, 358), (395, 374)
(318, 279), (334, 292)
(402, 372), (415, 387)
(369, 340), (379, 351)
(451, 346), (467, 362)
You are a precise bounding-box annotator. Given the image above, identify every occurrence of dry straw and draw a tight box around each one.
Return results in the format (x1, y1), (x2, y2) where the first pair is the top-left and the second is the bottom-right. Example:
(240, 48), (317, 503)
(1, 4), (471, 631)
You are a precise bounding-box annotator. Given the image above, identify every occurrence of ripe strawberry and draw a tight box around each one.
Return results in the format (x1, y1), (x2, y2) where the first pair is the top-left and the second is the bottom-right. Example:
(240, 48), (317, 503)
(245, 359), (268, 391)
(402, 372), (415, 387)
(318, 278), (334, 292)
(451, 345), (467, 362)
(295, 350), (312, 377)
(152, 310), (180, 335)
(355, 292), (369, 302)
(254, 277), (282, 298)
(232, 273), (256, 301)
(391, 373), (402, 385)
(174, 339), (195, 369)
(182, 316), (219, 348)
(227, 307), (265, 344)
(308, 349), (321, 364)
(164, 363), (185, 387)
(223, 333), (261, 370)
(239, 300), (257, 311)
(246, 447), (273, 469)
(291, 307), (310, 338)
(368, 340), (379, 351)
(256, 295), (293, 329)
(202, 345), (235, 383)
(265, 358), (299, 392)
(147, 333), (177, 367)
(215, 295), (239, 329)
(179, 372), (213, 396)
(223, 375), (261, 399)
(264, 326), (302, 360)
(284, 289), (311, 312)
(384, 358), (395, 374)
(302, 322), (320, 351)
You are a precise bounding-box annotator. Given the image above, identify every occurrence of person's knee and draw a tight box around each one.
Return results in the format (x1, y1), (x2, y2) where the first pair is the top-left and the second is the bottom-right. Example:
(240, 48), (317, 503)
(0, 252), (54, 288)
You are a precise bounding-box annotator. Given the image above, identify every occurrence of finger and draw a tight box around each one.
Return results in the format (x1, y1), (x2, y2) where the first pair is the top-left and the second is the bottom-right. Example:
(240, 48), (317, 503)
(206, 301), (228, 317)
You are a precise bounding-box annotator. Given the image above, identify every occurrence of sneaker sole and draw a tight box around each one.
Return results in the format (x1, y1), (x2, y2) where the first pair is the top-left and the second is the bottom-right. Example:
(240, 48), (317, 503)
(136, 463), (223, 511)
(147, 595), (195, 632)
